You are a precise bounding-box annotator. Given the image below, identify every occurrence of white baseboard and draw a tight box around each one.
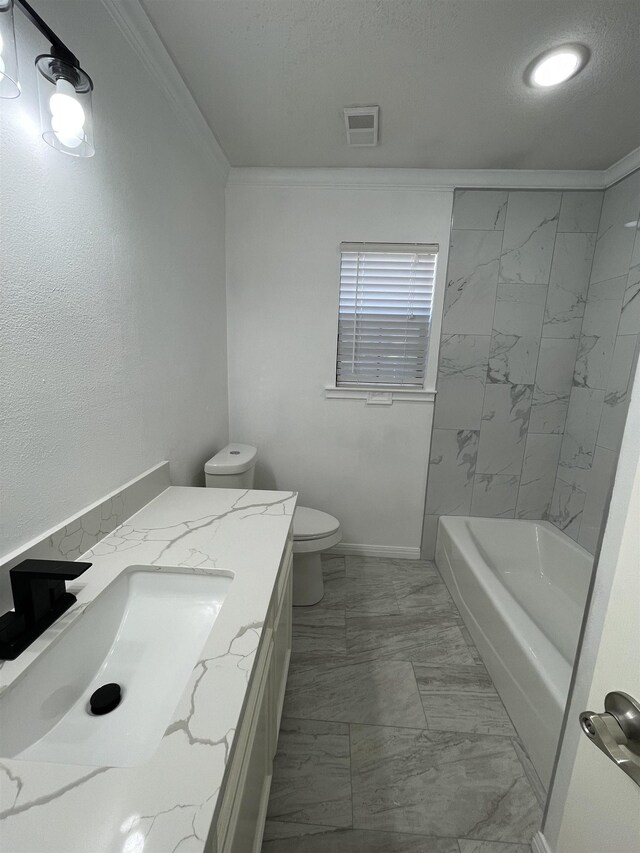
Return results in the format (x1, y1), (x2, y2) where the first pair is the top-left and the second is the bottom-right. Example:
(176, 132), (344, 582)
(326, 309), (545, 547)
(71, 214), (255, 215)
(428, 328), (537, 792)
(328, 542), (421, 559)
(532, 831), (553, 853)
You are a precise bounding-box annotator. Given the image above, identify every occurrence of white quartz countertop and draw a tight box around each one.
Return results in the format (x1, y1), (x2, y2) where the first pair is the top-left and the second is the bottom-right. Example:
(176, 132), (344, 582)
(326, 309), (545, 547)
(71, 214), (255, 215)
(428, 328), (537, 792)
(0, 486), (297, 853)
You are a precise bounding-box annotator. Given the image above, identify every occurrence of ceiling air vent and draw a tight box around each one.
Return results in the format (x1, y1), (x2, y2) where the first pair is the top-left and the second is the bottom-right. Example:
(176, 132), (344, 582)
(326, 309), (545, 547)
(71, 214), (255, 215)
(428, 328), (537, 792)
(344, 106), (379, 146)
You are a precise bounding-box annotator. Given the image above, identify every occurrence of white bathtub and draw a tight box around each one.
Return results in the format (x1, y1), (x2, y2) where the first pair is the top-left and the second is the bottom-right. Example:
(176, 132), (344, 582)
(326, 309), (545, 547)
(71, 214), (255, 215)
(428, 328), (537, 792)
(435, 516), (593, 788)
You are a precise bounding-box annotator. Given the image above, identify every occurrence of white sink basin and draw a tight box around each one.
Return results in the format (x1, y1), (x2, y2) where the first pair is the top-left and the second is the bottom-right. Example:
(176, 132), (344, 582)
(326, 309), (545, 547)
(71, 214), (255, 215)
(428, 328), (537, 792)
(0, 566), (233, 767)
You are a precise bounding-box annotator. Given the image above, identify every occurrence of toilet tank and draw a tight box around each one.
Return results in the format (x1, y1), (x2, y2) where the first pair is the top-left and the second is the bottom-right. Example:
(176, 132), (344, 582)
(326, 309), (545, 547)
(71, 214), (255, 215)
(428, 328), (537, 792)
(204, 444), (257, 489)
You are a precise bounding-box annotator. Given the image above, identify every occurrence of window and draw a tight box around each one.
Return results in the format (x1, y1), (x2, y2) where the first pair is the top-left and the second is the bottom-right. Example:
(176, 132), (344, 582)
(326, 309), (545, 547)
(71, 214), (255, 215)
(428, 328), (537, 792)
(336, 242), (438, 388)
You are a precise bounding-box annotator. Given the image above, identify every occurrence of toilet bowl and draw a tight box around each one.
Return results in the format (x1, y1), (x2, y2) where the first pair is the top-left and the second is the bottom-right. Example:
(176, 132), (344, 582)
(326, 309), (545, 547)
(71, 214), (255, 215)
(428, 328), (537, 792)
(292, 507), (341, 606)
(204, 444), (341, 606)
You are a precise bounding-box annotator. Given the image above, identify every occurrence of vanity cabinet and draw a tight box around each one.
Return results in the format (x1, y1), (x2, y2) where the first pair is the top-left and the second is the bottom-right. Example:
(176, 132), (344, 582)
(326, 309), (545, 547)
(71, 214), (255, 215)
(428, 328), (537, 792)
(211, 534), (293, 853)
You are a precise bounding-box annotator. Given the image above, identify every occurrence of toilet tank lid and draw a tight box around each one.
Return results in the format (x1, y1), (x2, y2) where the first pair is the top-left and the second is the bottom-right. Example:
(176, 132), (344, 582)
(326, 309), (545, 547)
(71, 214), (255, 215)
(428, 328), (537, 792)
(204, 444), (257, 475)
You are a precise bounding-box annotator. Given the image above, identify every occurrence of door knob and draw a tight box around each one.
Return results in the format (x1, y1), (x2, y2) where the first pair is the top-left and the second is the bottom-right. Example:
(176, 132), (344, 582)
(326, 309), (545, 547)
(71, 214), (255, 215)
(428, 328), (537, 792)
(579, 691), (640, 787)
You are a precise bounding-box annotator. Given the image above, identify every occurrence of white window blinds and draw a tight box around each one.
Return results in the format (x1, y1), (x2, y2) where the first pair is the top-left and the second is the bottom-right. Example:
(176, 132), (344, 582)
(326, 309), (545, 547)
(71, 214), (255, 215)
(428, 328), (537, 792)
(336, 242), (438, 387)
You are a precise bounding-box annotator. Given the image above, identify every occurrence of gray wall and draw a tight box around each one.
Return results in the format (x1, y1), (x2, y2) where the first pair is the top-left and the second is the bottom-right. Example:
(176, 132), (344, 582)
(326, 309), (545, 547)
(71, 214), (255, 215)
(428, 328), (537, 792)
(1, 1), (229, 557)
(549, 170), (640, 552)
(422, 188), (604, 558)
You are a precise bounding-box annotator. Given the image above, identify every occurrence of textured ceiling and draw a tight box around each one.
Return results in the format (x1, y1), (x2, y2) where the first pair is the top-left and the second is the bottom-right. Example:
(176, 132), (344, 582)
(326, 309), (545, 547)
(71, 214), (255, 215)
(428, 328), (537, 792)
(141, 0), (640, 169)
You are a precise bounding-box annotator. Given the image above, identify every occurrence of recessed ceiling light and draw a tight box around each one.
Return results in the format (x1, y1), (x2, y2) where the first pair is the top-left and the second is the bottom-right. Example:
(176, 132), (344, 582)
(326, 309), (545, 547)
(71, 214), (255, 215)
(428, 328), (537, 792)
(624, 221), (639, 229)
(525, 44), (589, 88)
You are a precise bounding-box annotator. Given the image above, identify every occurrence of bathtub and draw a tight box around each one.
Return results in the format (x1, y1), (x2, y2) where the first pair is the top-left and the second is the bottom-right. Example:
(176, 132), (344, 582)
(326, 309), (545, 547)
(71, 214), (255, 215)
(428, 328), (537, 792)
(435, 516), (593, 788)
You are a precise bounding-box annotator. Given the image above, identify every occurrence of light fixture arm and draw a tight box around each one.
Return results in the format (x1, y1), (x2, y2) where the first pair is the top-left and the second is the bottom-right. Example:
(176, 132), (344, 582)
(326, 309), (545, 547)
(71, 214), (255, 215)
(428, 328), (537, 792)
(14, 0), (80, 69)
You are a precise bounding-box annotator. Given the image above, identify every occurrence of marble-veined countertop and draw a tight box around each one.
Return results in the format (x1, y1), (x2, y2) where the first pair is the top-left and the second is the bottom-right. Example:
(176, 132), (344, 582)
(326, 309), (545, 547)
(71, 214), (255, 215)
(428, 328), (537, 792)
(0, 486), (296, 853)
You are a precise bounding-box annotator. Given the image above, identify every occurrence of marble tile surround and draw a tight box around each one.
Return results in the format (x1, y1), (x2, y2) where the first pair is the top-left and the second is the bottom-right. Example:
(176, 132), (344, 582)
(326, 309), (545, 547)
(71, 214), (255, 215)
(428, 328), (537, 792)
(549, 171), (640, 551)
(425, 182), (640, 558)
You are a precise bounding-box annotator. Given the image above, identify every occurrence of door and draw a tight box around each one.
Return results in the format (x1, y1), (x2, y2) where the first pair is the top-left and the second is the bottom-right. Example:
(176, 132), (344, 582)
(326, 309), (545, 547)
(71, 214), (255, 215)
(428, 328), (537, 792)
(541, 364), (640, 853)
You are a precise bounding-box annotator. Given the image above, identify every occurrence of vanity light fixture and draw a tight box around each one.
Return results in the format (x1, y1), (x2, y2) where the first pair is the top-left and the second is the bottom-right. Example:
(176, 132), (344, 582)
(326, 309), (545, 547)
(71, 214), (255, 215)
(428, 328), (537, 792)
(0, 0), (20, 98)
(0, 0), (95, 156)
(525, 44), (589, 89)
(36, 55), (94, 156)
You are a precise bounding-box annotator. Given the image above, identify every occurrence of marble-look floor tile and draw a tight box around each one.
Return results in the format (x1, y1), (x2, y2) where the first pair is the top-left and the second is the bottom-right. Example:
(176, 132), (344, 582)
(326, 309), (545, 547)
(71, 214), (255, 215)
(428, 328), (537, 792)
(291, 607), (346, 667)
(476, 384), (532, 475)
(549, 478), (586, 542)
(558, 388), (605, 491)
(453, 190), (508, 231)
(443, 230), (502, 334)
(426, 429), (479, 515)
(414, 664), (516, 736)
(293, 573), (347, 614)
(393, 570), (455, 613)
(351, 724), (541, 842)
(543, 232), (595, 339)
(262, 821), (458, 852)
(319, 574), (348, 609)
(557, 190), (603, 234)
(320, 554), (346, 579)
(346, 575), (399, 615)
(345, 555), (439, 578)
(529, 338), (579, 434)
(511, 738), (547, 810)
(487, 285), (546, 384)
(516, 433), (562, 519)
(267, 718), (352, 828)
(434, 334), (491, 430)
(347, 611), (475, 666)
(499, 191), (560, 285)
(283, 657), (427, 728)
(471, 474), (519, 518)
(458, 841), (532, 853)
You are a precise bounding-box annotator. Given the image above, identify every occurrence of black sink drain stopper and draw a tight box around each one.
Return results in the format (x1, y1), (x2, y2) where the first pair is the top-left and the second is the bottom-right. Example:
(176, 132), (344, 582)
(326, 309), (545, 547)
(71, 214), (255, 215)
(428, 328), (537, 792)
(89, 682), (122, 715)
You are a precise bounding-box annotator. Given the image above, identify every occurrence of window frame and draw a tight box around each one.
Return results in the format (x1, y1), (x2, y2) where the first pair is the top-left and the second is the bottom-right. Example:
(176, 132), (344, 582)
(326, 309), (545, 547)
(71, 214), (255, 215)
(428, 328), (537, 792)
(327, 241), (441, 403)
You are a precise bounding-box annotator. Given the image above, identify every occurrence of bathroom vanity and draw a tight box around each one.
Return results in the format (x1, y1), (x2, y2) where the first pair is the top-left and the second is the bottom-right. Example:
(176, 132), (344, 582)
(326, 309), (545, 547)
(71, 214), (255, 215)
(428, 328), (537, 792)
(0, 483), (296, 853)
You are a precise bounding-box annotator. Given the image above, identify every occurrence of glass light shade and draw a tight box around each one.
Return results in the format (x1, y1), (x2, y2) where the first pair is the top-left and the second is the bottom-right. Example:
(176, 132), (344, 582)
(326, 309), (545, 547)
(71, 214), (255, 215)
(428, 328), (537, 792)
(0, 0), (20, 99)
(35, 55), (95, 157)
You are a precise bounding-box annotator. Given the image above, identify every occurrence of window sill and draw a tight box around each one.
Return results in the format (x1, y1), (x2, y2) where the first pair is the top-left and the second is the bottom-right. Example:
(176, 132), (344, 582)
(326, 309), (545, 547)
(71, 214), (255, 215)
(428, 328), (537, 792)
(324, 385), (436, 405)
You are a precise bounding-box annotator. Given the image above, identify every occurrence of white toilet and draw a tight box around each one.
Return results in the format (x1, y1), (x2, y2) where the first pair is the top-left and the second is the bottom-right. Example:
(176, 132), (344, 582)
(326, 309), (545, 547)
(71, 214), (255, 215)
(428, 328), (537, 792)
(204, 444), (341, 605)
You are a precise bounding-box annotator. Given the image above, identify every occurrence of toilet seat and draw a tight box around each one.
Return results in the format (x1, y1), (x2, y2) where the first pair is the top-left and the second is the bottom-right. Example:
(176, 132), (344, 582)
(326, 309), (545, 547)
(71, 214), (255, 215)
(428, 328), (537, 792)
(293, 506), (341, 554)
(293, 507), (340, 540)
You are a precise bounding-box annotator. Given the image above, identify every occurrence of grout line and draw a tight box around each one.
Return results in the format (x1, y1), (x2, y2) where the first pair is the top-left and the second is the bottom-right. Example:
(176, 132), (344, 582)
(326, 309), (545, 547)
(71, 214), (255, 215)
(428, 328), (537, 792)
(280, 714), (427, 733)
(271, 821), (463, 843)
(347, 723), (355, 828)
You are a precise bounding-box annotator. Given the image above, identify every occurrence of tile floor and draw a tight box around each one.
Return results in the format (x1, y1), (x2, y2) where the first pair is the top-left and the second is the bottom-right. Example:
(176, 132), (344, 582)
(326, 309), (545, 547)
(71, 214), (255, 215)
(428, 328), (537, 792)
(262, 555), (545, 853)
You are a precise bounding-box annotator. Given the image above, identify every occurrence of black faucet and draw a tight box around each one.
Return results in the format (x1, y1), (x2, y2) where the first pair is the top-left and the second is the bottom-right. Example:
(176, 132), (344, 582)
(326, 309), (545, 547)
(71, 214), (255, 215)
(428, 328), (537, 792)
(0, 559), (91, 660)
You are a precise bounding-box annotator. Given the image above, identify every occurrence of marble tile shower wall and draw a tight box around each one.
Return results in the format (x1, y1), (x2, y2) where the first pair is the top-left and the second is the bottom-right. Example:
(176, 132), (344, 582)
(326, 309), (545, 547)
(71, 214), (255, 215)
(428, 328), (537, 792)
(549, 170), (640, 553)
(422, 188), (605, 558)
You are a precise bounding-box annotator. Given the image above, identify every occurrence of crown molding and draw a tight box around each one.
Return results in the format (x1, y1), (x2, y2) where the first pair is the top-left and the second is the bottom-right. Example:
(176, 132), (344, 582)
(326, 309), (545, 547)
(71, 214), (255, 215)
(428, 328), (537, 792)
(100, 0), (230, 181)
(228, 151), (640, 192)
(227, 166), (607, 191)
(603, 144), (640, 188)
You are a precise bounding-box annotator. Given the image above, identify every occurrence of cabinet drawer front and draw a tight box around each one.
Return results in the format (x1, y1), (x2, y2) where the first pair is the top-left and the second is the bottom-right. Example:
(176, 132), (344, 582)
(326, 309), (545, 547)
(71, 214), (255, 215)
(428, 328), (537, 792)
(216, 626), (273, 850)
